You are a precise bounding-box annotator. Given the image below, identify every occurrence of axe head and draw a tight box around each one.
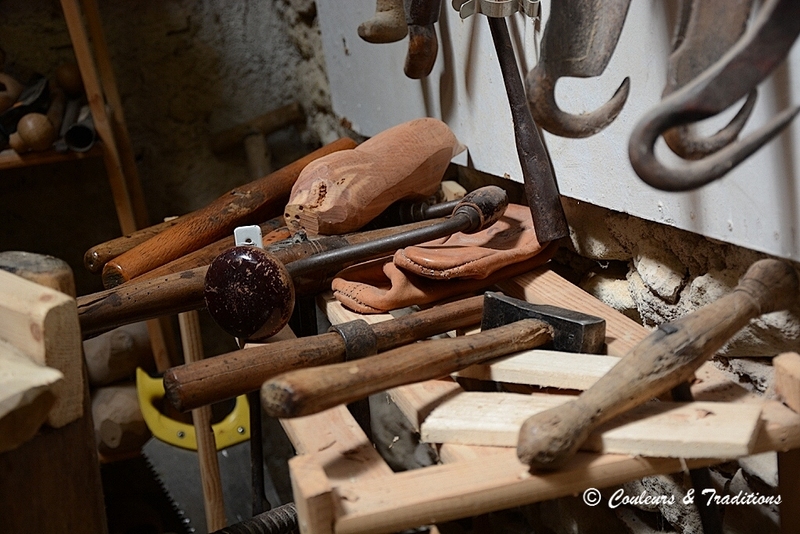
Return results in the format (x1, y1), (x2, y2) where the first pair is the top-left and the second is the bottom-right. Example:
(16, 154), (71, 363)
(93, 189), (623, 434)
(481, 292), (606, 354)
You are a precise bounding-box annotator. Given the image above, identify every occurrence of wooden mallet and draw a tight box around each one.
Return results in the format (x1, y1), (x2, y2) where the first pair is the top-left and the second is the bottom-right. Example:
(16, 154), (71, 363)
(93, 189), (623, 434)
(516, 258), (799, 469)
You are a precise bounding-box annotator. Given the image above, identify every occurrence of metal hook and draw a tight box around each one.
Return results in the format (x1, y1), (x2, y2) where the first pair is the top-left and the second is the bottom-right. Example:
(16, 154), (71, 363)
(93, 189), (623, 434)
(661, 0), (757, 160)
(526, 0), (632, 138)
(629, 0), (800, 192)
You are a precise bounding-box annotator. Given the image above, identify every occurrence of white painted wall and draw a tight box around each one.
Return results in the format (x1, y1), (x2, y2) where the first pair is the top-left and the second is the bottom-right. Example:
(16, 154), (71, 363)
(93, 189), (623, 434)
(316, 1), (800, 262)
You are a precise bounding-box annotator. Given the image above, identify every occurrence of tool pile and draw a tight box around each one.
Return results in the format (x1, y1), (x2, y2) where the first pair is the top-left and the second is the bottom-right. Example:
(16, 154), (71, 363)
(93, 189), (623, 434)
(71, 3), (800, 531)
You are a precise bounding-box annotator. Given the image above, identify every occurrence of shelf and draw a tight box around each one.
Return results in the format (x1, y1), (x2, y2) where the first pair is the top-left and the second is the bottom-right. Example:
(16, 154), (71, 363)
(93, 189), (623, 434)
(0, 144), (104, 171)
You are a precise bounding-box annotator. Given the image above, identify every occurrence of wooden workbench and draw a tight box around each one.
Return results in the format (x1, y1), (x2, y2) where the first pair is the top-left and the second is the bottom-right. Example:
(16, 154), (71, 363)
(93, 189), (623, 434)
(277, 264), (800, 534)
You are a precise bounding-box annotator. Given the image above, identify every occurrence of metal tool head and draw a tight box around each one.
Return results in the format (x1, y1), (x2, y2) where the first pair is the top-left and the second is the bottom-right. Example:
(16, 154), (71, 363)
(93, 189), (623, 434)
(629, 0), (800, 191)
(481, 292), (606, 354)
(526, 0), (632, 138)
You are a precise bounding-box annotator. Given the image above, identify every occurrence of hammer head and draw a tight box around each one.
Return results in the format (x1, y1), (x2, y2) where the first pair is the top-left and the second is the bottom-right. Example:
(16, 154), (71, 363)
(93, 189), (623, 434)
(481, 292), (606, 354)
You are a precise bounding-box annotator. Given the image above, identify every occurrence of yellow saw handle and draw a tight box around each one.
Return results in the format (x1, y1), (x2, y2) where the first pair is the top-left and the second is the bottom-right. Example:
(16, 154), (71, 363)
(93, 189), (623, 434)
(136, 368), (250, 451)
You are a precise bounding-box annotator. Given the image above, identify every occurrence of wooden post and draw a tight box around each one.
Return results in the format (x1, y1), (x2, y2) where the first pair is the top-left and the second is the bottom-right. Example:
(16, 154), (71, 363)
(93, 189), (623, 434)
(178, 310), (227, 530)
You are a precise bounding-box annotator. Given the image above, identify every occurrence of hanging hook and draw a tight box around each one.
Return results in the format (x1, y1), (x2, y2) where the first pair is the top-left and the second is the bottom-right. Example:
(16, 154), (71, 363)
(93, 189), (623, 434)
(526, 0), (632, 138)
(661, 0), (757, 160)
(629, 0), (800, 192)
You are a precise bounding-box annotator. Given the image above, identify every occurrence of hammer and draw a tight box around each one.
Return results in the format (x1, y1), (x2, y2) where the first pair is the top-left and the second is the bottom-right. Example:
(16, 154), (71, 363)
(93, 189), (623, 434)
(165, 293), (486, 412)
(517, 258), (799, 469)
(204, 185), (510, 342)
(260, 292), (606, 419)
(209, 102), (304, 180)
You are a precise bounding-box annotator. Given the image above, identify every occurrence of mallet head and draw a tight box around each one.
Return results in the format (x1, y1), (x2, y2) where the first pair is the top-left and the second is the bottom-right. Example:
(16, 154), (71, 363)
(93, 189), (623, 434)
(482, 292), (606, 354)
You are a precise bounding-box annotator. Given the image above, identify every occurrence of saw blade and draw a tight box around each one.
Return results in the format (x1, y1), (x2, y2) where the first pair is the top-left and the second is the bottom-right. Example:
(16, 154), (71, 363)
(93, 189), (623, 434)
(100, 453), (192, 534)
(142, 436), (258, 532)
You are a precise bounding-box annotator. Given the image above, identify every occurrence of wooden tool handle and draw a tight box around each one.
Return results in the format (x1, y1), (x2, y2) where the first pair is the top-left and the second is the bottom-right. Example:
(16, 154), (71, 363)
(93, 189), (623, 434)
(209, 102), (304, 153)
(261, 318), (553, 418)
(165, 294), (484, 411)
(101, 137), (357, 287)
(164, 332), (346, 412)
(128, 217), (289, 283)
(84, 218), (182, 273)
(517, 259), (799, 469)
(284, 118), (459, 235)
(77, 266), (208, 337)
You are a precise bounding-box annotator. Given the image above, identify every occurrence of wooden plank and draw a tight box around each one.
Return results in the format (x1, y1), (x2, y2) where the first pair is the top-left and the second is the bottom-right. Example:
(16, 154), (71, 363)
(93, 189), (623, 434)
(775, 352), (800, 414)
(331, 394), (800, 534)
(454, 349), (620, 390)
(290, 454), (335, 534)
(419, 391), (763, 459)
(0, 340), (63, 453)
(0, 263), (107, 534)
(332, 451), (721, 534)
(0, 144), (103, 170)
(0, 269), (83, 427)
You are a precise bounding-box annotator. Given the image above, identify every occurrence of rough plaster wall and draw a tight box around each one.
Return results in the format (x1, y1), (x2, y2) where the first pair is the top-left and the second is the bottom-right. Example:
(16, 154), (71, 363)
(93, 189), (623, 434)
(562, 197), (800, 358)
(0, 0), (323, 295)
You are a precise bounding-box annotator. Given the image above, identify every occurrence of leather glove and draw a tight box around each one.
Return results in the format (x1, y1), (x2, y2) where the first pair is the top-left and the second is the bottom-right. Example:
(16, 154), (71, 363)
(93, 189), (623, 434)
(331, 246), (557, 313)
(393, 203), (545, 279)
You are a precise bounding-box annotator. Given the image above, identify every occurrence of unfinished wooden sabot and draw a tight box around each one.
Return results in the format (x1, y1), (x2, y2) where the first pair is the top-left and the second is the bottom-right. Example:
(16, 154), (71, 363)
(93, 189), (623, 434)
(0, 339), (63, 453)
(0, 265), (83, 427)
(284, 117), (462, 235)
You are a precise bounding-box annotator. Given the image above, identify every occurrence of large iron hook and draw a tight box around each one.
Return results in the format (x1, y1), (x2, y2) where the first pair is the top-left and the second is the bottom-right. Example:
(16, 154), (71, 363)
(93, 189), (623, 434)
(661, 0), (757, 160)
(526, 0), (632, 138)
(629, 0), (800, 192)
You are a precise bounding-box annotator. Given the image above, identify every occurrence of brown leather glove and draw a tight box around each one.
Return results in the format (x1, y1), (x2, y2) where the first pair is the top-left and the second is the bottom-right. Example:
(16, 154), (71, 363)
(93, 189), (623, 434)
(332, 202), (557, 313)
(393, 204), (545, 279)
(331, 245), (557, 313)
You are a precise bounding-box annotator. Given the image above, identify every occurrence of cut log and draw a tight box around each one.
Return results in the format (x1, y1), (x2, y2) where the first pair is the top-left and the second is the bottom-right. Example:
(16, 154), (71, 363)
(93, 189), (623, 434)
(91, 382), (150, 460)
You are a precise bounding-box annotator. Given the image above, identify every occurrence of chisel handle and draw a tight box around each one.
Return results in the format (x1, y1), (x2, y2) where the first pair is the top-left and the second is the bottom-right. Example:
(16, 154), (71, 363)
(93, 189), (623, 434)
(517, 259), (799, 469)
(261, 318), (553, 418)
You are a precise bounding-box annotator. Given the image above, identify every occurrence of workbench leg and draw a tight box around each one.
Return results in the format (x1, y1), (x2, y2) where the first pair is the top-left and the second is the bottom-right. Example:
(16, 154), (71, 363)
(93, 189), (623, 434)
(778, 448), (800, 533)
(290, 454), (335, 534)
(775, 353), (800, 533)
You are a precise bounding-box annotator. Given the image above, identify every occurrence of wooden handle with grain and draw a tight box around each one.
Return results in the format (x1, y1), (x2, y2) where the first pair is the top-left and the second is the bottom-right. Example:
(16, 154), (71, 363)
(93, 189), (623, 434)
(84, 218), (182, 274)
(77, 218), (443, 337)
(517, 259), (800, 469)
(164, 294), (485, 411)
(122, 217), (289, 284)
(101, 137), (357, 287)
(261, 318), (553, 418)
(284, 118), (460, 236)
